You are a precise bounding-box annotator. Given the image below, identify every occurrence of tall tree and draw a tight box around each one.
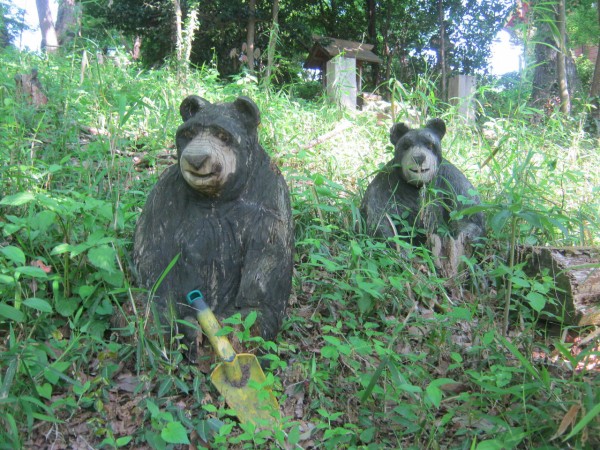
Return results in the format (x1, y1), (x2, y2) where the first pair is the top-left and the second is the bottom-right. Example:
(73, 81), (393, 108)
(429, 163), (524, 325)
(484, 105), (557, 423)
(173, 0), (183, 61)
(530, 9), (580, 111)
(35, 0), (58, 52)
(55, 0), (80, 47)
(264, 0), (279, 87)
(589, 2), (600, 98)
(556, 0), (571, 114)
(366, 0), (378, 84)
(438, 0), (447, 101)
(246, 0), (257, 73)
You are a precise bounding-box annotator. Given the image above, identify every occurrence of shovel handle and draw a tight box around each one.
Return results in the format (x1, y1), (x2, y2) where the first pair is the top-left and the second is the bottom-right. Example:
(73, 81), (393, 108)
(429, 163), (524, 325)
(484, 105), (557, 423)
(186, 290), (243, 383)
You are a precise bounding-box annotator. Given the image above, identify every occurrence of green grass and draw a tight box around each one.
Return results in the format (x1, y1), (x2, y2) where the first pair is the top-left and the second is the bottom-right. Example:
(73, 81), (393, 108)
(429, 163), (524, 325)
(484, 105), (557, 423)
(0, 46), (599, 449)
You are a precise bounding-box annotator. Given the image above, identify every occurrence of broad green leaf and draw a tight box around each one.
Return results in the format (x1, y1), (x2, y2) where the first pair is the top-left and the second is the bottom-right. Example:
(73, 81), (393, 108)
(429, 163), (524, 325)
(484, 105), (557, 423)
(357, 295), (373, 314)
(78, 285), (95, 299)
(87, 245), (116, 272)
(44, 361), (72, 385)
(322, 335), (341, 346)
(15, 266), (48, 279)
(321, 345), (339, 360)
(161, 421), (190, 444)
(36, 383), (52, 400)
(51, 243), (72, 255)
(0, 274), (15, 285)
(425, 383), (443, 408)
(490, 209), (511, 233)
(56, 297), (80, 317)
(116, 436), (133, 447)
(1, 246), (25, 265)
(476, 440), (505, 450)
(525, 291), (546, 312)
(23, 298), (53, 313)
(448, 306), (472, 320)
(31, 210), (57, 232)
(244, 310), (258, 329)
(0, 303), (25, 322)
(482, 330), (495, 345)
(0, 192), (35, 206)
(510, 277), (530, 288)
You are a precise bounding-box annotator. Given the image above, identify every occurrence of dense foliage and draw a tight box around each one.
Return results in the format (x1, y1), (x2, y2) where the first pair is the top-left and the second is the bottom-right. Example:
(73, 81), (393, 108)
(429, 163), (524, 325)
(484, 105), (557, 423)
(82, 0), (513, 83)
(0, 0), (26, 48)
(0, 42), (598, 448)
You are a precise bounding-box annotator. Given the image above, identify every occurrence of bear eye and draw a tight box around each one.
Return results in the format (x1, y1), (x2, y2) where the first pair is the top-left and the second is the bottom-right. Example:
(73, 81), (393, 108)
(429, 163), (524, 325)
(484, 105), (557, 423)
(181, 129), (195, 140)
(215, 129), (230, 143)
(427, 141), (435, 150)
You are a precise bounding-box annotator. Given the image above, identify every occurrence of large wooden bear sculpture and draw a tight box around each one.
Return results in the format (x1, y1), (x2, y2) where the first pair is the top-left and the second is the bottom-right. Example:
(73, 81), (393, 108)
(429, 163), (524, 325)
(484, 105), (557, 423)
(133, 96), (294, 352)
(360, 119), (484, 272)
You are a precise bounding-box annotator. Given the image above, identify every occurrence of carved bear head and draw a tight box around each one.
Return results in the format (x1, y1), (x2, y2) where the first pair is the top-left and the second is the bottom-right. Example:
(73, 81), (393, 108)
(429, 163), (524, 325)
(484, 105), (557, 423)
(390, 118), (446, 186)
(175, 96), (261, 197)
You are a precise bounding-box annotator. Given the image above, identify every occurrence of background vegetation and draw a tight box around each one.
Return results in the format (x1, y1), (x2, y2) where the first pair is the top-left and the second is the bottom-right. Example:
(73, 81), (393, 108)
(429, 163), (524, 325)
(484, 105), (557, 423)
(0, 0), (599, 448)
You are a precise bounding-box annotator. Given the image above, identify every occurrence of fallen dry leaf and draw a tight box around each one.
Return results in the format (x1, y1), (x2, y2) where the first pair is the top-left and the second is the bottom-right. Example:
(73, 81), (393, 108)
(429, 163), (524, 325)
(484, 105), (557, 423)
(551, 403), (580, 441)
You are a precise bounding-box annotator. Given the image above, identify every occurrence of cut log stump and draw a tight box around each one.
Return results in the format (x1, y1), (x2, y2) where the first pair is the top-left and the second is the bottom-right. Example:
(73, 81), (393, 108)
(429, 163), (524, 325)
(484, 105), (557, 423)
(15, 69), (48, 108)
(518, 246), (600, 326)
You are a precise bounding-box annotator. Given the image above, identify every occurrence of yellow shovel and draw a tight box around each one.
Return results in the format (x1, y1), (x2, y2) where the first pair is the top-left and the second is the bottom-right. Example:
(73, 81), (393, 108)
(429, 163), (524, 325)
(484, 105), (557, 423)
(186, 290), (281, 426)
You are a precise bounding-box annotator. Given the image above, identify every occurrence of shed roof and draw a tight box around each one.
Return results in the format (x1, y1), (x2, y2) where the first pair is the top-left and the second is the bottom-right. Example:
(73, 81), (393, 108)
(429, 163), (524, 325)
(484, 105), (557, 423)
(304, 36), (382, 69)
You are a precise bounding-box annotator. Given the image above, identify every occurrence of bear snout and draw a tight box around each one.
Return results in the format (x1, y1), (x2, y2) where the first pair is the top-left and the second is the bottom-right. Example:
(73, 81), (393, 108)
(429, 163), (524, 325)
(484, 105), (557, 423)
(412, 154), (426, 166)
(184, 154), (211, 172)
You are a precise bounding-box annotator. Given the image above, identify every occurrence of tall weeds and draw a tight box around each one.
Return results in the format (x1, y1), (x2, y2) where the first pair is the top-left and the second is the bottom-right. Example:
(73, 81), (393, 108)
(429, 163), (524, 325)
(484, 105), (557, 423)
(0, 46), (598, 448)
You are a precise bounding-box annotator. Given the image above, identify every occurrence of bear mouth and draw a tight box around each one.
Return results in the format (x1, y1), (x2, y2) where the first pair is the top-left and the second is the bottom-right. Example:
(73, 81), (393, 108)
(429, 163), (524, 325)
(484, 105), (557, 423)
(184, 163), (223, 182)
(409, 168), (430, 174)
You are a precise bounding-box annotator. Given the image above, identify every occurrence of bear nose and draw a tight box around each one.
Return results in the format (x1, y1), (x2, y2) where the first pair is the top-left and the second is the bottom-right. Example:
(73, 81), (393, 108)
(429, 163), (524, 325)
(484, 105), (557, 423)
(412, 154), (426, 166)
(185, 155), (210, 171)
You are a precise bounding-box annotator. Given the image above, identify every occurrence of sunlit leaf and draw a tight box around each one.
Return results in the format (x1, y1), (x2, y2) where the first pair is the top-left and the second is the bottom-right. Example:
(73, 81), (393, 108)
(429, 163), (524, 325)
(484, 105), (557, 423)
(161, 421), (190, 444)
(1, 246), (25, 265)
(0, 192), (35, 206)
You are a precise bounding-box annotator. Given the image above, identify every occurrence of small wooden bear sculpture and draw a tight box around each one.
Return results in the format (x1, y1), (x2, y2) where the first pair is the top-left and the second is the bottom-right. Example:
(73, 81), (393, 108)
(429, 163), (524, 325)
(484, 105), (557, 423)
(360, 119), (484, 275)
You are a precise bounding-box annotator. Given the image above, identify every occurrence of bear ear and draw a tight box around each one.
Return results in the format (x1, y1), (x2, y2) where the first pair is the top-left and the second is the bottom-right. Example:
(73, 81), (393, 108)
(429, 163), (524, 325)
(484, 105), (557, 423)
(180, 95), (210, 122)
(425, 118), (446, 140)
(390, 123), (411, 145)
(234, 96), (261, 127)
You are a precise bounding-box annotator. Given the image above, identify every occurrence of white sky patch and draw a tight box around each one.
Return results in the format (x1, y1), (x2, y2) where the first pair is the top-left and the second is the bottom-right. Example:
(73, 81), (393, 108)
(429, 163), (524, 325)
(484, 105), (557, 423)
(489, 29), (523, 75)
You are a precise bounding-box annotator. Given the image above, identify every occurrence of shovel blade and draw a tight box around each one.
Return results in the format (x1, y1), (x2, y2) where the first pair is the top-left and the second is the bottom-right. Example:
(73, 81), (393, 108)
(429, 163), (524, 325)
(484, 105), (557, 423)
(211, 354), (281, 426)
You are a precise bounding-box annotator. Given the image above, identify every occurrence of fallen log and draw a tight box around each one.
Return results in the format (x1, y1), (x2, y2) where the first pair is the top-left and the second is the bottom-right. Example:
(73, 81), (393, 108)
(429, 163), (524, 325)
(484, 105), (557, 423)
(518, 246), (600, 326)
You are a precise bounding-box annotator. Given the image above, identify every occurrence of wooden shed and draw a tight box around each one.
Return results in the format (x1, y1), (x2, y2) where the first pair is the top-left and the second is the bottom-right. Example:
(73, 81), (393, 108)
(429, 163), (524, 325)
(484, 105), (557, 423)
(305, 36), (382, 109)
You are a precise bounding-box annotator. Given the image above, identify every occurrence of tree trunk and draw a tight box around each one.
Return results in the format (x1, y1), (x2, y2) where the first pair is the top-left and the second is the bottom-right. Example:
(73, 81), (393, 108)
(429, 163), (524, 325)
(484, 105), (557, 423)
(589, 3), (600, 133)
(55, 0), (80, 47)
(182, 6), (198, 64)
(264, 0), (279, 88)
(556, 0), (570, 114)
(35, 0), (59, 52)
(173, 0), (183, 61)
(382, 2), (392, 86)
(530, 22), (580, 110)
(366, 0), (378, 86)
(246, 0), (257, 73)
(591, 3), (600, 97)
(438, 0), (447, 101)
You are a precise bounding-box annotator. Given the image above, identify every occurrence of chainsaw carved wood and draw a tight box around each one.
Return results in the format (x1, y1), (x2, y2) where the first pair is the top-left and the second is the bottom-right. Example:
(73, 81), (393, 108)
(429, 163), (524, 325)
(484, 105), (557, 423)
(519, 246), (600, 326)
